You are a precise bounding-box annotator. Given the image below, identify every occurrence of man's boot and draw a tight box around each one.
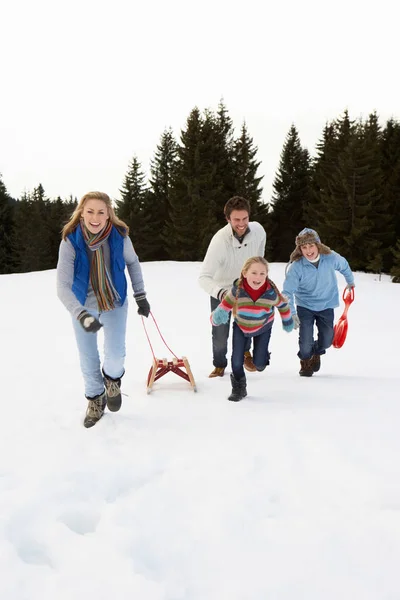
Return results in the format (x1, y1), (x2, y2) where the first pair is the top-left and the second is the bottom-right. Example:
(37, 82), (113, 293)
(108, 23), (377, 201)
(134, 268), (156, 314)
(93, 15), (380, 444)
(84, 391), (106, 428)
(310, 354), (321, 372)
(228, 374), (247, 402)
(244, 351), (257, 372)
(103, 372), (122, 412)
(209, 367), (225, 378)
(299, 358), (314, 377)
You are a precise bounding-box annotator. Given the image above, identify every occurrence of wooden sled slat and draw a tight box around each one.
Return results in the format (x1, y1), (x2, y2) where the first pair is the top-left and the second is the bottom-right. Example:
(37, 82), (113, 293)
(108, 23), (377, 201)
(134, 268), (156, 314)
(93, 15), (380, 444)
(146, 355), (197, 394)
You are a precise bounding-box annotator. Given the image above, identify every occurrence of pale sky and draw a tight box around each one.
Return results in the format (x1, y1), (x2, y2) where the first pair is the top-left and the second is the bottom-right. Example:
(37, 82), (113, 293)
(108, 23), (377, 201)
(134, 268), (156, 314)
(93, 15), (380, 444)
(1, 0), (399, 205)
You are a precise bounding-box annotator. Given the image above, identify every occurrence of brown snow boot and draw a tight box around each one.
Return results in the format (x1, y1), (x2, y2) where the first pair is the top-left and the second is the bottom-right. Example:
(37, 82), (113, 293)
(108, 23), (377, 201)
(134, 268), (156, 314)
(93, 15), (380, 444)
(244, 351), (257, 372)
(299, 358), (314, 377)
(209, 367), (225, 378)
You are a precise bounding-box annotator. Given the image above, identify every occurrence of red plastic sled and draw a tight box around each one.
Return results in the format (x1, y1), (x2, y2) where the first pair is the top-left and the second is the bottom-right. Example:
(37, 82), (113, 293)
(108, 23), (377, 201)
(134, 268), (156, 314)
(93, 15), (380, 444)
(332, 287), (355, 349)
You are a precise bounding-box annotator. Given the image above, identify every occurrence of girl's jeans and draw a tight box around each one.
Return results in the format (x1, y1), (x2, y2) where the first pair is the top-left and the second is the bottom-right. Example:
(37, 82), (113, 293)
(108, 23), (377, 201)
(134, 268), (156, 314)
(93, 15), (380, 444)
(72, 301), (128, 398)
(231, 321), (272, 380)
(297, 306), (334, 360)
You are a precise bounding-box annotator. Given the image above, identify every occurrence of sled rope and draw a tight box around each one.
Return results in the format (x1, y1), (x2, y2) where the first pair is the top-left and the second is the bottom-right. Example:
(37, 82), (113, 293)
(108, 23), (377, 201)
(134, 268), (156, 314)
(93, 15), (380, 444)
(141, 312), (179, 360)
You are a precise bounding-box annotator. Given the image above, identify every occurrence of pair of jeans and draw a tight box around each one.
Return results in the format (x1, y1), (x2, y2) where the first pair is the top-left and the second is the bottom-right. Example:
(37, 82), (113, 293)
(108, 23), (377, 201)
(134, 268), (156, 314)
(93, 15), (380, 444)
(231, 322), (272, 380)
(210, 297), (250, 368)
(72, 301), (128, 398)
(297, 305), (334, 360)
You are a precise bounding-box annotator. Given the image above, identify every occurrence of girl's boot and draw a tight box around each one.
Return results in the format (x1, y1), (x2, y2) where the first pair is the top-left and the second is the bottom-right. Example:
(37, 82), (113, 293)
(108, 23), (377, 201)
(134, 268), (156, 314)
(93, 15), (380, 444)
(228, 374), (247, 402)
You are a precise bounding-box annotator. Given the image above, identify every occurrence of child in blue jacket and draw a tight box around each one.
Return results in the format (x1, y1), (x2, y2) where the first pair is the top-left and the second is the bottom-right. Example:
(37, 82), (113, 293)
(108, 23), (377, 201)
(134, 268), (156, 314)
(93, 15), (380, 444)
(282, 228), (354, 377)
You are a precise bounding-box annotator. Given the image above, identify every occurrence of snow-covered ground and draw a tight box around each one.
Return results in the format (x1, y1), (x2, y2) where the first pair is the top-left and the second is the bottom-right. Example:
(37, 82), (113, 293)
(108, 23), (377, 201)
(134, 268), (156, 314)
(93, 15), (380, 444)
(1, 262), (399, 600)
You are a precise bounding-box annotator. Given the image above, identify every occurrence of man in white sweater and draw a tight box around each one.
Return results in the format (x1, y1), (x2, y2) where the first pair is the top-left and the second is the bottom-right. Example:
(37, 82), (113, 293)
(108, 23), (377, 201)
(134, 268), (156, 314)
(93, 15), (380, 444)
(199, 196), (267, 377)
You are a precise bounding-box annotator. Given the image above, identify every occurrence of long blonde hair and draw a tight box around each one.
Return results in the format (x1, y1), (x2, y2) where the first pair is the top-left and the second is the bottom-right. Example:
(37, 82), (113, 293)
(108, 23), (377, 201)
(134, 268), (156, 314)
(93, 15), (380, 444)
(232, 256), (284, 317)
(61, 191), (129, 240)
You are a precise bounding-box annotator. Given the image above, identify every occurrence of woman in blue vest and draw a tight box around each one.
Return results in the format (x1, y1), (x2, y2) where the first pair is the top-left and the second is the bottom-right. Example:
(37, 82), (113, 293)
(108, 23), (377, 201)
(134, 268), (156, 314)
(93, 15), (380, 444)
(57, 191), (150, 428)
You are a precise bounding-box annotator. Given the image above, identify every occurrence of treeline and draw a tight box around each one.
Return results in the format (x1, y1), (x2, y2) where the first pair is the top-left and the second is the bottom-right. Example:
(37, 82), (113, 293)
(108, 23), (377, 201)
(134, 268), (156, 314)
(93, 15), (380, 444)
(0, 183), (77, 274)
(269, 111), (400, 280)
(1, 103), (400, 281)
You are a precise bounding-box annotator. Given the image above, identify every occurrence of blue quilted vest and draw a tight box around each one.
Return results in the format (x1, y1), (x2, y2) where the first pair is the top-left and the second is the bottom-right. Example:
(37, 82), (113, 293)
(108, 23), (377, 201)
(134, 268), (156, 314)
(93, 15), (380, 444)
(68, 225), (127, 307)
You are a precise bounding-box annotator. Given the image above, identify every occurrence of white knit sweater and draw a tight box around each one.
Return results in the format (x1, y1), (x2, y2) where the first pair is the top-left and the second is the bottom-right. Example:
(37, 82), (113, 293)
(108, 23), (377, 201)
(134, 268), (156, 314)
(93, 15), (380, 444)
(198, 222), (267, 299)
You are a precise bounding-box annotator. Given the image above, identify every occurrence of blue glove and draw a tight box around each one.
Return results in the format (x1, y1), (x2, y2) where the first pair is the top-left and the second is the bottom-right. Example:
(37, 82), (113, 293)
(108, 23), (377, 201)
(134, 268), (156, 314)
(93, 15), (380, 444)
(282, 320), (294, 333)
(212, 307), (229, 326)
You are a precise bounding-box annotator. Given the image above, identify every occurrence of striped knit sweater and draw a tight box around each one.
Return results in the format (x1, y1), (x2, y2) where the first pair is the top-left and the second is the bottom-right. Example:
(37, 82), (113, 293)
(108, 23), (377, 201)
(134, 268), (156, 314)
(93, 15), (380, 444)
(212, 279), (293, 337)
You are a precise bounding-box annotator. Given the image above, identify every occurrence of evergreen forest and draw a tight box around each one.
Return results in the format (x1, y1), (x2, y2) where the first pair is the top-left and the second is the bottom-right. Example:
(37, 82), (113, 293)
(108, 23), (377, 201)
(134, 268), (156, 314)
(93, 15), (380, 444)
(1, 103), (400, 282)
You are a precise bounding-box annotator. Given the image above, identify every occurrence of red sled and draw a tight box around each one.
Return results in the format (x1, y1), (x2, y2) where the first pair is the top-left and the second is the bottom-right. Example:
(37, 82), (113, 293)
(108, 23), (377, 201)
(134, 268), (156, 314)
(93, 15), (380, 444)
(333, 287), (355, 349)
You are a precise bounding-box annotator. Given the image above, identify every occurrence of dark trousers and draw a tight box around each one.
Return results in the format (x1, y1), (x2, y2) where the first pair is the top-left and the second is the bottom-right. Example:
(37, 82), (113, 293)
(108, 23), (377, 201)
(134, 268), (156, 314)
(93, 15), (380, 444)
(297, 306), (334, 360)
(231, 322), (272, 380)
(210, 297), (250, 368)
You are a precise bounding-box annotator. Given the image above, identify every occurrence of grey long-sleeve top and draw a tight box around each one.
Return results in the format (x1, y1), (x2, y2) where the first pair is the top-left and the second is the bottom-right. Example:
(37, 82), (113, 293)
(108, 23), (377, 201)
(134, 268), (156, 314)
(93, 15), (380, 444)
(56, 235), (146, 319)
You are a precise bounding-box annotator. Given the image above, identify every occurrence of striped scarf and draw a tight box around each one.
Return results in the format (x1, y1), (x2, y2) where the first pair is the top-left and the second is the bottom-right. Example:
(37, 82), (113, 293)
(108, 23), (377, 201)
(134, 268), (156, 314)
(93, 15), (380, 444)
(80, 220), (120, 312)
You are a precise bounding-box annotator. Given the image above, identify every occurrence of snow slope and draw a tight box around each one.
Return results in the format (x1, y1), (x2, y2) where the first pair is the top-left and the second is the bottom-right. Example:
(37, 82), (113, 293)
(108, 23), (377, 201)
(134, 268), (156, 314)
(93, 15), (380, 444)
(0, 262), (399, 600)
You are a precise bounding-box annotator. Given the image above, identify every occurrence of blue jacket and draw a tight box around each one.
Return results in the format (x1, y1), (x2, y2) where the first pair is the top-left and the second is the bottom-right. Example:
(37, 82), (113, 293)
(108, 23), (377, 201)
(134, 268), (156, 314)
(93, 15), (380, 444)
(282, 252), (354, 313)
(68, 225), (127, 306)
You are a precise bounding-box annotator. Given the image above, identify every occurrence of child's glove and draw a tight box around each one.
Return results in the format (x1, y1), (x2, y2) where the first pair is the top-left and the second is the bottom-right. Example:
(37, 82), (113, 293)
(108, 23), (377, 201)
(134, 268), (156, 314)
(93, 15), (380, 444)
(78, 310), (102, 333)
(282, 320), (294, 333)
(292, 314), (300, 329)
(212, 307), (229, 325)
(135, 294), (151, 318)
(345, 283), (355, 291)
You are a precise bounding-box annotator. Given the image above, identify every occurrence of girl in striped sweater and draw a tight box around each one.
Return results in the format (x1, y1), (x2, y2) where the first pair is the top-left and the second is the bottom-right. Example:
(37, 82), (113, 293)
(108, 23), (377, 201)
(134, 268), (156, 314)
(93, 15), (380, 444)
(211, 257), (294, 401)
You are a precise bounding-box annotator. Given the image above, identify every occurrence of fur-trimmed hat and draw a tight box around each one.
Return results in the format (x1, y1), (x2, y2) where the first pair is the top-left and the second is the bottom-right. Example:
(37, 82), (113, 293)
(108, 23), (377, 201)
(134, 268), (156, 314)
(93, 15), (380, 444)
(289, 228), (331, 262)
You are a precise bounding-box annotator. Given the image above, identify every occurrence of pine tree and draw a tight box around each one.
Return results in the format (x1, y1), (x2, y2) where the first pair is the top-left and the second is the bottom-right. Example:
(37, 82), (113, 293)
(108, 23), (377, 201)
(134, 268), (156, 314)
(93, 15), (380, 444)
(213, 99), (236, 201)
(48, 196), (77, 267)
(31, 184), (54, 270)
(324, 125), (376, 269)
(367, 252), (384, 278)
(13, 184), (53, 272)
(165, 107), (204, 260)
(268, 125), (311, 261)
(390, 239), (400, 283)
(362, 112), (394, 270)
(381, 118), (400, 270)
(195, 101), (238, 258)
(195, 108), (227, 257)
(308, 111), (356, 245)
(0, 174), (14, 274)
(232, 122), (267, 228)
(308, 111), (389, 270)
(306, 122), (337, 227)
(116, 156), (151, 259)
(148, 128), (179, 260)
